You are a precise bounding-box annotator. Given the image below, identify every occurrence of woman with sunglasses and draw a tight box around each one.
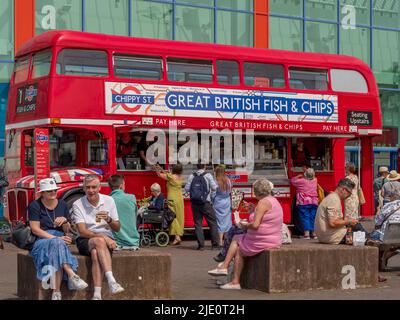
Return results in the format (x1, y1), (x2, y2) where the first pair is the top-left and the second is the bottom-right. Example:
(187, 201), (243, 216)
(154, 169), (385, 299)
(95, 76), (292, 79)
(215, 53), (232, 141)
(28, 178), (88, 300)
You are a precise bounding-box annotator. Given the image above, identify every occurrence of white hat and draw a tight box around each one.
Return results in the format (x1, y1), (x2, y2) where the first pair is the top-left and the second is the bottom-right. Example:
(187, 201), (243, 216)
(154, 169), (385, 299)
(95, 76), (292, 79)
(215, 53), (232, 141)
(38, 178), (61, 192)
(379, 166), (389, 174)
(388, 170), (400, 181)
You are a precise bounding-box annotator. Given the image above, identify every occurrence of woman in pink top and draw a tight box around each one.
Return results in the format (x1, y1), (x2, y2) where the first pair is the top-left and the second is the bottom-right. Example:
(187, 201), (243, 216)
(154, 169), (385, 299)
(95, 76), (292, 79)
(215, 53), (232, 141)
(208, 179), (283, 290)
(291, 168), (318, 239)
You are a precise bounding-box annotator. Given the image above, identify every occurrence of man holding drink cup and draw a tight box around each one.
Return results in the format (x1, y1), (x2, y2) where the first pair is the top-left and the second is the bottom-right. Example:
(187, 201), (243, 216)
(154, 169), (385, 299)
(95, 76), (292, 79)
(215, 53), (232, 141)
(72, 174), (125, 300)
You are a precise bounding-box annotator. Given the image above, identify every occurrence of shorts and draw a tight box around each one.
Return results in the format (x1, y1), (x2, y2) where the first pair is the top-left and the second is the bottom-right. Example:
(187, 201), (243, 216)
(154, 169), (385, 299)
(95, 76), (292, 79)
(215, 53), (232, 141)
(76, 237), (113, 256)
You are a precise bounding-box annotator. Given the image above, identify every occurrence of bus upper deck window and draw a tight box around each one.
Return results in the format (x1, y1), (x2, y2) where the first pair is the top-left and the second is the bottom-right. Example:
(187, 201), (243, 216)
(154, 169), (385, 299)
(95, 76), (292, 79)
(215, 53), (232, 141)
(216, 60), (240, 85)
(167, 58), (213, 83)
(32, 51), (52, 79)
(243, 62), (285, 88)
(331, 69), (368, 93)
(289, 67), (328, 91)
(57, 49), (108, 77)
(14, 57), (30, 84)
(114, 54), (162, 80)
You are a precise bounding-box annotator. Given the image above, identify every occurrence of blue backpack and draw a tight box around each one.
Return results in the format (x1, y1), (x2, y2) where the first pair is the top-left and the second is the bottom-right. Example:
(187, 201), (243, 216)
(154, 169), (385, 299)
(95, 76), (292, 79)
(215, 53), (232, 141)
(189, 172), (209, 205)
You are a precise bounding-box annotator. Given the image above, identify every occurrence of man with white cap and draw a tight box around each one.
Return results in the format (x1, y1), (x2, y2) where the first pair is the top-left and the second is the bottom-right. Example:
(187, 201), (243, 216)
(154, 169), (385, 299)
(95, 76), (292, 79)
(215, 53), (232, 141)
(382, 170), (400, 206)
(373, 166), (390, 214)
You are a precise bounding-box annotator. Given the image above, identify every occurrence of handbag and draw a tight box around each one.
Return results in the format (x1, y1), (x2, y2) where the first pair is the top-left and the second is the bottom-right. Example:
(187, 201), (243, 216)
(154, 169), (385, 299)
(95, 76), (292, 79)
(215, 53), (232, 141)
(11, 220), (37, 250)
(358, 187), (366, 205)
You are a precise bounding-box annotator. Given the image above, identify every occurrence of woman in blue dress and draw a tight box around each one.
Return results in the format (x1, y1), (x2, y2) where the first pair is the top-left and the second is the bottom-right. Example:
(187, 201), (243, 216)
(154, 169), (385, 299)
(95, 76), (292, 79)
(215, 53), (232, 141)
(212, 166), (232, 246)
(28, 178), (88, 300)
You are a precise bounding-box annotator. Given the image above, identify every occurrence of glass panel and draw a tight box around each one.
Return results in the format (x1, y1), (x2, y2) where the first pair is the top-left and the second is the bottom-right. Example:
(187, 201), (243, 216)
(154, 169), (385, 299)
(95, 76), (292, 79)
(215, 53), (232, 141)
(306, 0), (337, 21)
(89, 140), (108, 165)
(373, 29), (400, 88)
(269, 17), (303, 51)
(340, 0), (370, 26)
(114, 54), (163, 80)
(57, 49), (109, 76)
(35, 0), (82, 35)
(0, 63), (13, 82)
(269, 0), (303, 17)
(217, 11), (253, 46)
(306, 22), (337, 54)
(331, 69), (368, 93)
(216, 60), (240, 85)
(175, 5), (214, 43)
(244, 62), (285, 88)
(289, 67), (328, 90)
(0, 0), (13, 60)
(24, 131), (34, 167)
(292, 137), (332, 171)
(176, 0), (213, 6)
(218, 0), (253, 11)
(132, 0), (172, 40)
(380, 91), (400, 132)
(32, 51), (52, 79)
(85, 0), (129, 36)
(116, 129), (160, 171)
(167, 58), (213, 83)
(373, 0), (400, 29)
(5, 131), (21, 173)
(14, 57), (30, 84)
(49, 130), (77, 167)
(340, 27), (370, 65)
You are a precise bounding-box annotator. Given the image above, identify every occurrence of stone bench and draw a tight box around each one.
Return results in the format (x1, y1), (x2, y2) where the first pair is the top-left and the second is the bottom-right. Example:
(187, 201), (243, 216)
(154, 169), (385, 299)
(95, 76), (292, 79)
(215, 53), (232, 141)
(240, 240), (379, 293)
(17, 248), (171, 300)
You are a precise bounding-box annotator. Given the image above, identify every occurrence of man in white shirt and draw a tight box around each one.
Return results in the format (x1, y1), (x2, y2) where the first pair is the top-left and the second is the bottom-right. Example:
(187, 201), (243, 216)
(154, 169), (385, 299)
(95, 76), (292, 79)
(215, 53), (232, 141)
(72, 174), (124, 299)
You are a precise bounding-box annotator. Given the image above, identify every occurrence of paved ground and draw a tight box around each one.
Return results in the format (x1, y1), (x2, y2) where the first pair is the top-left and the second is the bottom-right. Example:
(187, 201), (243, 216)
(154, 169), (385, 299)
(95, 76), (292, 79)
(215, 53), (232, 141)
(1, 234), (400, 300)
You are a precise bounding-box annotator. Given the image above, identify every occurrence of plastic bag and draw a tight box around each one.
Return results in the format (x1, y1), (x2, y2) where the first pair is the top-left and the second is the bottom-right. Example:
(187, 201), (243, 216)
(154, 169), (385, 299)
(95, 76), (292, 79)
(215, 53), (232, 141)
(353, 231), (366, 246)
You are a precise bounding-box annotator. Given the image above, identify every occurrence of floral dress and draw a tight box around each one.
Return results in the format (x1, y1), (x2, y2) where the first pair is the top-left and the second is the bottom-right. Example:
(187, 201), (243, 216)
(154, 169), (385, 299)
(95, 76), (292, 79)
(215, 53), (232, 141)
(344, 174), (360, 219)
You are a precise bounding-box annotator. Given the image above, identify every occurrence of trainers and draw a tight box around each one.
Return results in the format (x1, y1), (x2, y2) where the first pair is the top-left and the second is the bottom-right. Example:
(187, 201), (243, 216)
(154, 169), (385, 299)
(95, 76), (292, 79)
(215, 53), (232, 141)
(68, 275), (88, 291)
(92, 295), (102, 300)
(208, 267), (228, 276)
(196, 245), (205, 251)
(51, 292), (62, 300)
(220, 283), (241, 290)
(213, 253), (225, 263)
(109, 282), (125, 295)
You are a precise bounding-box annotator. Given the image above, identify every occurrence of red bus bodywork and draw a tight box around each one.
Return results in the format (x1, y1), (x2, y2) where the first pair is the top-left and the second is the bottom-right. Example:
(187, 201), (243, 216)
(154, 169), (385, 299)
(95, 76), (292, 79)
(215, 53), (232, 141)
(4, 31), (382, 228)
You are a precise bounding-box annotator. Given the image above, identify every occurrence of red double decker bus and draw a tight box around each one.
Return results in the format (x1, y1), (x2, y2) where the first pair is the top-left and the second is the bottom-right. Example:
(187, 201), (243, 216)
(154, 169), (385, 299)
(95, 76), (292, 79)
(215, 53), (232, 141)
(4, 31), (382, 227)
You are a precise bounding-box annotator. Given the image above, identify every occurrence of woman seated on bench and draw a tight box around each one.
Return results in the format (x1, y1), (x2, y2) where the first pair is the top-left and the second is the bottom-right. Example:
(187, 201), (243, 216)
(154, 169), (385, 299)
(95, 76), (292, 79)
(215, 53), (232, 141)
(28, 178), (88, 300)
(207, 179), (283, 290)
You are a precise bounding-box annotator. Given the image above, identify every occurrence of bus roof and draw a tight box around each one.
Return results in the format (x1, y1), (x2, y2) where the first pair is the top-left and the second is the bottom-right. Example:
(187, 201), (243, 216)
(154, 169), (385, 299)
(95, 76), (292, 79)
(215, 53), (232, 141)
(16, 30), (371, 73)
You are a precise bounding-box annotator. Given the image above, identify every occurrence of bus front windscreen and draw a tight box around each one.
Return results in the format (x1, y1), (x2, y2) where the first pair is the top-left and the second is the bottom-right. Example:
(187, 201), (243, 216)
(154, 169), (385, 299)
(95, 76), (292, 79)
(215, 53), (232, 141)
(23, 128), (109, 169)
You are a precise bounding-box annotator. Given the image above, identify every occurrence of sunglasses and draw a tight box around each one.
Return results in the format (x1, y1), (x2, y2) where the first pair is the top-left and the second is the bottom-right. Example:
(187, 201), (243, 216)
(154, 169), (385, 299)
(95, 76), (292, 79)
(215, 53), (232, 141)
(44, 189), (57, 193)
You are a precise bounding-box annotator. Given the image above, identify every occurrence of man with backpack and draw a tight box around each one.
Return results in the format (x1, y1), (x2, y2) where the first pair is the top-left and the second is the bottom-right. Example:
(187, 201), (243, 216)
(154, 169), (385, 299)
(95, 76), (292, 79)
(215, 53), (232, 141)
(185, 164), (220, 250)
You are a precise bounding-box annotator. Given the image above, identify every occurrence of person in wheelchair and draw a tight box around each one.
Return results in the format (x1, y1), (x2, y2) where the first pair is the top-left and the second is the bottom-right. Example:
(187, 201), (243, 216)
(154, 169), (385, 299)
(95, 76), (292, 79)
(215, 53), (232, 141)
(368, 193), (400, 267)
(148, 183), (165, 211)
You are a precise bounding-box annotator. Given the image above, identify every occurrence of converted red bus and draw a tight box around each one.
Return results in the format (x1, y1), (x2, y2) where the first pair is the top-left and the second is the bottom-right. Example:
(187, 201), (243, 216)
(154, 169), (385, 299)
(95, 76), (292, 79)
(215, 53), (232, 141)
(4, 31), (382, 227)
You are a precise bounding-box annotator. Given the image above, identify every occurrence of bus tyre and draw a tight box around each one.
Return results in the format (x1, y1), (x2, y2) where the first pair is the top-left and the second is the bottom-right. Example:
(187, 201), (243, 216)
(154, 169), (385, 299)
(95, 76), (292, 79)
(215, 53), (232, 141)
(140, 236), (151, 247)
(155, 232), (169, 247)
(65, 193), (84, 210)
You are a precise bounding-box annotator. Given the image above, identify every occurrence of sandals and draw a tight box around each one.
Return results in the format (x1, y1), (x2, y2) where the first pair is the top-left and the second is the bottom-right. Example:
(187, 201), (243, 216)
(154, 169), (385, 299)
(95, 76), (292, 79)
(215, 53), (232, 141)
(171, 239), (181, 245)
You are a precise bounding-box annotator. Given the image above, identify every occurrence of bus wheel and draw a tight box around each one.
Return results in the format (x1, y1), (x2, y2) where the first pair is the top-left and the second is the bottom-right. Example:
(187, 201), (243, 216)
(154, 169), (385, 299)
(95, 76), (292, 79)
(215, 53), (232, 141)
(155, 232), (169, 247)
(140, 236), (151, 247)
(65, 193), (84, 211)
